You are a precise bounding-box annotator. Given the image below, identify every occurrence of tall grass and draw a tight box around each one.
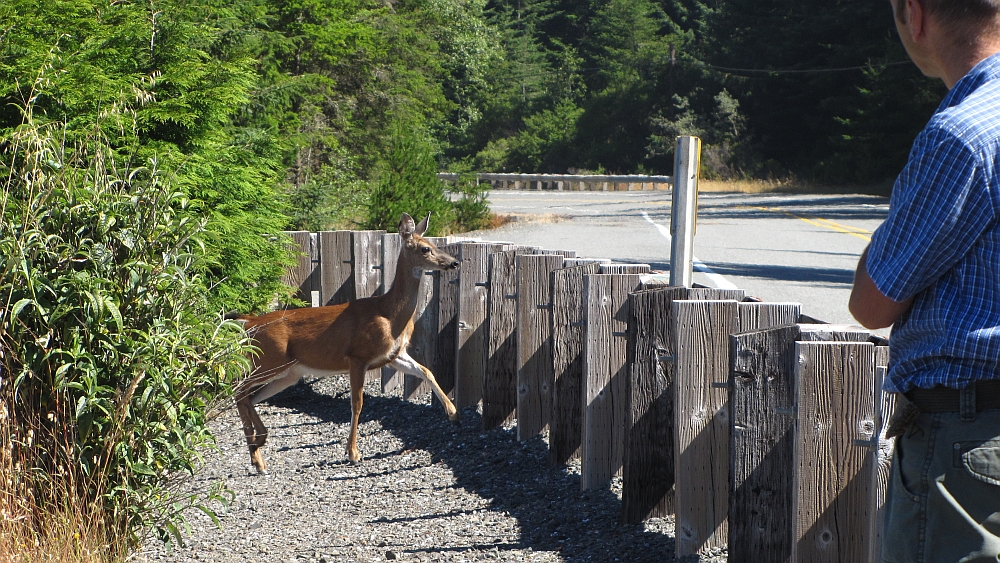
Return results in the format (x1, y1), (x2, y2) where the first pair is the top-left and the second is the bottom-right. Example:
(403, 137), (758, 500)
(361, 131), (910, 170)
(0, 96), (252, 559)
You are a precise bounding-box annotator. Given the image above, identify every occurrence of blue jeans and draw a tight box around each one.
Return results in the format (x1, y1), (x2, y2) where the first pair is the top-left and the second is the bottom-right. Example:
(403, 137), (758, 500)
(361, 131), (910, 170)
(882, 408), (1000, 562)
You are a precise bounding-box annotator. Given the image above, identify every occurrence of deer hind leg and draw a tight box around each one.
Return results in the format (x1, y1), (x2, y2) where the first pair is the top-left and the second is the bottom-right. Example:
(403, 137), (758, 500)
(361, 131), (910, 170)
(236, 396), (269, 474)
(235, 364), (301, 475)
(346, 359), (367, 464)
(388, 351), (460, 423)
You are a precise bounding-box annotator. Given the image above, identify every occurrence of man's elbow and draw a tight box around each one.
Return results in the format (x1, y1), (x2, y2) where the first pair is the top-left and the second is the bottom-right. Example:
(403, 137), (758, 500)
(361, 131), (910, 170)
(849, 290), (912, 330)
(849, 300), (895, 330)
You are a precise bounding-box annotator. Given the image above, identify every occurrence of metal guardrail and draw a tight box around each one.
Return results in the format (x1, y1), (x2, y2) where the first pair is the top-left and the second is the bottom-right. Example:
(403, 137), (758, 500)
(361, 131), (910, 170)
(437, 172), (672, 191)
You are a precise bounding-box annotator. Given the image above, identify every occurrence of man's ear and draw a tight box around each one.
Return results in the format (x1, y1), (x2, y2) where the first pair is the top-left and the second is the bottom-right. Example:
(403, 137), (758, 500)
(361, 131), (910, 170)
(415, 212), (430, 236)
(399, 212), (416, 239)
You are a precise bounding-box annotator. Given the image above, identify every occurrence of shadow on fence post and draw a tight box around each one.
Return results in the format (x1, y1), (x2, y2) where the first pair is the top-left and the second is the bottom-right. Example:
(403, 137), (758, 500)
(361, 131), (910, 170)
(549, 262), (604, 466)
(482, 247), (532, 429)
(516, 253), (566, 440)
(318, 231), (353, 305)
(620, 286), (744, 525)
(580, 271), (649, 490)
(404, 236), (448, 402)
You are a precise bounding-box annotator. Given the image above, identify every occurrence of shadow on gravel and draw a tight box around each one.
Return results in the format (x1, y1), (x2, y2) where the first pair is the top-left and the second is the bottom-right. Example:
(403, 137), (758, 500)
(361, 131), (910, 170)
(265, 381), (685, 562)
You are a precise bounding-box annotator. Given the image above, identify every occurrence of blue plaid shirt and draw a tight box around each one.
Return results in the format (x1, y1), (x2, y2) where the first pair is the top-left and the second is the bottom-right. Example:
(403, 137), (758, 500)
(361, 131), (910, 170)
(867, 52), (1000, 393)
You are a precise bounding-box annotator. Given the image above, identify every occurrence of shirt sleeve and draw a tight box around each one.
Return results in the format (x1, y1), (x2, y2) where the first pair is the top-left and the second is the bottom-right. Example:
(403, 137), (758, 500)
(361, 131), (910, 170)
(866, 125), (993, 302)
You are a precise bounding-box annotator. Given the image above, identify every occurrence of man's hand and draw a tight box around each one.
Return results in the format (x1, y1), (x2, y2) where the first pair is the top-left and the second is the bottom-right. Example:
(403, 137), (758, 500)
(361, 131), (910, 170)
(849, 246), (914, 329)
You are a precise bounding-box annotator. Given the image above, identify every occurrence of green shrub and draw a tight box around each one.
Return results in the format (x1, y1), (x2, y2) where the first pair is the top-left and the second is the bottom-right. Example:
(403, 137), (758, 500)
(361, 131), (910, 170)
(365, 122), (454, 235)
(0, 104), (251, 552)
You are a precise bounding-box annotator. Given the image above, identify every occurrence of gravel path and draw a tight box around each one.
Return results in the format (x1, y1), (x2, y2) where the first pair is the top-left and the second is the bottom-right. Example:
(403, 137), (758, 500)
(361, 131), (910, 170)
(138, 376), (726, 563)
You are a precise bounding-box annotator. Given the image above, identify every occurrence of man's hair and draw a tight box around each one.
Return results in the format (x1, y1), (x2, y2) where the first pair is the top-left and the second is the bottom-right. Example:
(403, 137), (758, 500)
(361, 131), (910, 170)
(898, 0), (1000, 30)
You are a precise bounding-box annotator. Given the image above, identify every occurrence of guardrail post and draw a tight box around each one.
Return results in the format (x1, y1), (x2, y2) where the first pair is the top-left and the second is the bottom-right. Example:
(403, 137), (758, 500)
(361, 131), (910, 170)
(670, 136), (701, 288)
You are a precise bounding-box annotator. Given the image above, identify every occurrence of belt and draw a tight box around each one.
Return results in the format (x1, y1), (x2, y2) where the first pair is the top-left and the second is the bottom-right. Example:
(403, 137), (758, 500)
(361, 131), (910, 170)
(905, 380), (1000, 413)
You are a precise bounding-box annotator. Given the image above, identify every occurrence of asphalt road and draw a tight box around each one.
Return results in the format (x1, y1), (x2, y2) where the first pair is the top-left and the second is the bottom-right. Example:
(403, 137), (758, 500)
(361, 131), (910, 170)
(462, 189), (890, 336)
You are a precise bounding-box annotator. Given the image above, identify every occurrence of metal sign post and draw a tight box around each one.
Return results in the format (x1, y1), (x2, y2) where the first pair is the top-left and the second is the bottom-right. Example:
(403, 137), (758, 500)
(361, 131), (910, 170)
(670, 136), (701, 288)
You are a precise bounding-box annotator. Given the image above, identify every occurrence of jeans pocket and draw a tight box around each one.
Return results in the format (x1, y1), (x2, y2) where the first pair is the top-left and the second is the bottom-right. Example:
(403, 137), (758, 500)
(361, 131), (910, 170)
(960, 439), (1000, 486)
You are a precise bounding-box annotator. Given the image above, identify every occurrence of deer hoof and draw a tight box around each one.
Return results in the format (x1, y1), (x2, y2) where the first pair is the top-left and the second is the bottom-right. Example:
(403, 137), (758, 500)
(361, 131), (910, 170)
(449, 413), (462, 426)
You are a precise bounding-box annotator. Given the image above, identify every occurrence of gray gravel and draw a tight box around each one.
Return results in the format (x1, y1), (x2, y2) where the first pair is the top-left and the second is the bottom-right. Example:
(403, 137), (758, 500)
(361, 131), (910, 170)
(138, 376), (725, 563)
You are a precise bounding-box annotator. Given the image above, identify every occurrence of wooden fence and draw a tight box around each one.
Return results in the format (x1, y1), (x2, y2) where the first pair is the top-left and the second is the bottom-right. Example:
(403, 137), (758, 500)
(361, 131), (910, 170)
(279, 229), (894, 562)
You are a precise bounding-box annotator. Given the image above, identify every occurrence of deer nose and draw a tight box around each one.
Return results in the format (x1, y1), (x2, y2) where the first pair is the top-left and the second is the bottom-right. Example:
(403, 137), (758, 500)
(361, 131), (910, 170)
(449, 260), (460, 269)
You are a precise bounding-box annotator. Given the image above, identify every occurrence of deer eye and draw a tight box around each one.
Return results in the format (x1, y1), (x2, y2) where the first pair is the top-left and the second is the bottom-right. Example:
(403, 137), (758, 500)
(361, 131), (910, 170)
(421, 246), (431, 254)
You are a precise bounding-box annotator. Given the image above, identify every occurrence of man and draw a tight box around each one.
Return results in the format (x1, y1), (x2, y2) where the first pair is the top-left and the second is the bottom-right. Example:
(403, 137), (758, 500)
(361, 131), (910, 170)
(849, 0), (1000, 560)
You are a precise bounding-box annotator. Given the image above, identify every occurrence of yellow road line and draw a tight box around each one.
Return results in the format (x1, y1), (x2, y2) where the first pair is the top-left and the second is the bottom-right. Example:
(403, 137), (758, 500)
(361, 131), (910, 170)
(745, 206), (872, 242)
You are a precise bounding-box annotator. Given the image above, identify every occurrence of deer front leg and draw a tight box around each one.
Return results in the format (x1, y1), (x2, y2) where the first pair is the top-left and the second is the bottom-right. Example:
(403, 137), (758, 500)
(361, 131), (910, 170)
(346, 359), (367, 464)
(388, 352), (460, 423)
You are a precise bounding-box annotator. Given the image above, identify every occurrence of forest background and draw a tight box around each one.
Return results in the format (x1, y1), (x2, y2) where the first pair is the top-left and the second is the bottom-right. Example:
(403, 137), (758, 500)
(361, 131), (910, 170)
(0, 0), (946, 559)
(2, 0), (945, 246)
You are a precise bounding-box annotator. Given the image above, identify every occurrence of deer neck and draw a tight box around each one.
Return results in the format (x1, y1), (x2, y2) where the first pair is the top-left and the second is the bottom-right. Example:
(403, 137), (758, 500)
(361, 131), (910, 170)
(381, 252), (425, 323)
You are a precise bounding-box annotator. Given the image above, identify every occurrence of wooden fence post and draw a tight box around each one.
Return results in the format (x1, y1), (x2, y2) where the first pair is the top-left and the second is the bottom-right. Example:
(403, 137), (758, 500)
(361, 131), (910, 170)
(455, 242), (494, 410)
(580, 273), (644, 490)
(792, 341), (877, 563)
(482, 248), (530, 429)
(619, 286), (743, 525)
(728, 323), (801, 563)
(352, 230), (384, 299)
(516, 253), (566, 440)
(434, 243), (462, 402)
(869, 346), (893, 563)
(281, 231), (318, 304)
(404, 237), (448, 402)
(549, 262), (603, 466)
(382, 233), (404, 393)
(352, 230), (385, 382)
(318, 231), (353, 305)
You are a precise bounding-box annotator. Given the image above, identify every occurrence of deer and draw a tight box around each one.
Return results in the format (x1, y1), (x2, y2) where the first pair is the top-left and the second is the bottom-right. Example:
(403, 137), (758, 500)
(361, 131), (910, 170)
(227, 212), (461, 474)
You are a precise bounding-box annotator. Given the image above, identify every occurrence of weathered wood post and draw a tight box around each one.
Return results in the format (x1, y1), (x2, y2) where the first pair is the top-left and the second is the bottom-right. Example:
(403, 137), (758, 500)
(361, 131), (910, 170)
(869, 345), (893, 563)
(580, 272), (646, 490)
(455, 242), (495, 410)
(318, 231), (353, 305)
(791, 340), (877, 563)
(672, 299), (798, 557)
(352, 230), (385, 381)
(516, 253), (566, 440)
(619, 286), (743, 525)
(482, 247), (531, 429)
(549, 262), (603, 465)
(281, 231), (319, 304)
(728, 323), (800, 563)
(381, 232), (404, 392)
(433, 242), (462, 402)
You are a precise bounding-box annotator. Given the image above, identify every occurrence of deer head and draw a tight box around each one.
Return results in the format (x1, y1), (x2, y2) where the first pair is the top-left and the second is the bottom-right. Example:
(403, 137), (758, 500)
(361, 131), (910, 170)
(399, 212), (459, 273)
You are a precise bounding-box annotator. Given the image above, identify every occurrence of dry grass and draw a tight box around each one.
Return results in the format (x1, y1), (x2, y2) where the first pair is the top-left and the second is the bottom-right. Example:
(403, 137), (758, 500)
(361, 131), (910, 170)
(698, 178), (894, 197)
(0, 505), (123, 563)
(482, 213), (519, 230)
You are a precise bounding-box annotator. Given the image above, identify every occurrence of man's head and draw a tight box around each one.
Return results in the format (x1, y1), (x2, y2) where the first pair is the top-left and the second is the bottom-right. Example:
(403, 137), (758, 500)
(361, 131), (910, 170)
(891, 0), (1000, 87)
(894, 0), (1000, 30)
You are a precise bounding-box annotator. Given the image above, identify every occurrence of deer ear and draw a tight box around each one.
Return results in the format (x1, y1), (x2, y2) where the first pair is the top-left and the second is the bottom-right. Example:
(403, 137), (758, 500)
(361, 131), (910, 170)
(415, 212), (430, 236)
(399, 213), (416, 239)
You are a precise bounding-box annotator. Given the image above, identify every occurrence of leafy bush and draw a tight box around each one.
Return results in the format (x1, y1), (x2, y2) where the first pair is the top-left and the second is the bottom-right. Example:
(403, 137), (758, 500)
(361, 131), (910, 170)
(0, 104), (251, 556)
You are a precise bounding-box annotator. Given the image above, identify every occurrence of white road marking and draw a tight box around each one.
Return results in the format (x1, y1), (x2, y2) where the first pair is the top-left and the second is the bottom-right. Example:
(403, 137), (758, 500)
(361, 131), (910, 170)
(641, 211), (738, 290)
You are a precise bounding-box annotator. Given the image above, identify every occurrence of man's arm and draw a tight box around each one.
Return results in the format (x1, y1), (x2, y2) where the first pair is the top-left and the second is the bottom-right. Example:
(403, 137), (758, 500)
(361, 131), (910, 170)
(849, 246), (914, 329)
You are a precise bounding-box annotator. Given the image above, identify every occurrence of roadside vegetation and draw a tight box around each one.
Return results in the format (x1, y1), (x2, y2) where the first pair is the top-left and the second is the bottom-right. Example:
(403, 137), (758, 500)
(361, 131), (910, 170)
(0, 0), (929, 560)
